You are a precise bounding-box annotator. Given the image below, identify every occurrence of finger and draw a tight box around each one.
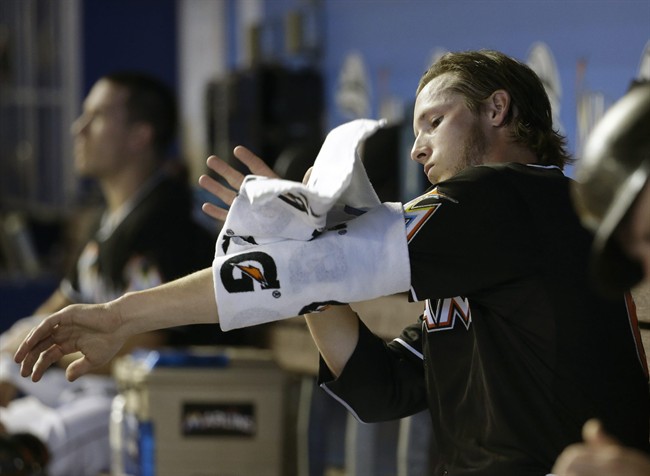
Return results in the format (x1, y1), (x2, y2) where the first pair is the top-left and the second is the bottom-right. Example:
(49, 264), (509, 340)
(30, 345), (66, 382)
(198, 173), (237, 206)
(66, 356), (94, 382)
(582, 419), (619, 446)
(20, 342), (63, 382)
(205, 155), (247, 190)
(302, 166), (313, 185)
(201, 202), (228, 222)
(17, 334), (58, 377)
(233, 146), (279, 178)
(14, 316), (62, 362)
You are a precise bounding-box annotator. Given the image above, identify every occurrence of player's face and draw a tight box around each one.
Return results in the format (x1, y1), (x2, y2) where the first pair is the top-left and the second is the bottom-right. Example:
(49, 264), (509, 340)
(617, 181), (650, 283)
(71, 79), (133, 178)
(411, 72), (488, 185)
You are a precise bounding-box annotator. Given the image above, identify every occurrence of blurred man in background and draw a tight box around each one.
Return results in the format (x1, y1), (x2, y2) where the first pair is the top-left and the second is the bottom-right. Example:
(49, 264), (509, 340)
(0, 71), (219, 476)
(553, 81), (650, 475)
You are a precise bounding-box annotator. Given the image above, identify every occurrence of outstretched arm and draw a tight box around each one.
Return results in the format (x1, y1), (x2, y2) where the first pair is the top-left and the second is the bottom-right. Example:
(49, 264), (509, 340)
(14, 147), (271, 382)
(15, 146), (367, 384)
(15, 268), (216, 382)
(14, 147), (281, 383)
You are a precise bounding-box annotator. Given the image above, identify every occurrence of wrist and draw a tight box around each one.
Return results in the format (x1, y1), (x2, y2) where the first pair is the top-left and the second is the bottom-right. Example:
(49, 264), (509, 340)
(110, 292), (147, 337)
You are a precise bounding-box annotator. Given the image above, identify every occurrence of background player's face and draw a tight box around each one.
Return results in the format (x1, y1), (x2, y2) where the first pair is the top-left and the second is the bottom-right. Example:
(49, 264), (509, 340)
(617, 181), (650, 283)
(71, 79), (134, 178)
(411, 72), (489, 185)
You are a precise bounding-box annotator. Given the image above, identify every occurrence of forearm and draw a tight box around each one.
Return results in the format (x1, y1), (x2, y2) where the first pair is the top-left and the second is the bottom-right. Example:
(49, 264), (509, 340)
(313, 312), (428, 423)
(305, 304), (359, 377)
(115, 267), (219, 336)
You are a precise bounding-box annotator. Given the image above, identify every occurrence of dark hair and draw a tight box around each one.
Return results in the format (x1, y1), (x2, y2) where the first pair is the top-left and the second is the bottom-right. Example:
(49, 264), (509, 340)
(417, 50), (572, 168)
(102, 71), (178, 156)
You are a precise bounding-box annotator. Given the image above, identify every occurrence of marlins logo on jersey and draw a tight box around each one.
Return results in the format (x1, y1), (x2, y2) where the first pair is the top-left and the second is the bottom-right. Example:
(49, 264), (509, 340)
(403, 188), (457, 243)
(423, 296), (472, 332)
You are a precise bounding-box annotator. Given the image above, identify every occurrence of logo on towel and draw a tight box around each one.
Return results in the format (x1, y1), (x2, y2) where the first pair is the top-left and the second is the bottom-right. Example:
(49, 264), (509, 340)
(278, 192), (321, 218)
(221, 252), (281, 293)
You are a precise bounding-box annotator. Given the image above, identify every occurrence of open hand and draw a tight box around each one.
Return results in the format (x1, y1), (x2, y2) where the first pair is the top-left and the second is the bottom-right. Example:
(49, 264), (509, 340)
(13, 302), (125, 382)
(198, 146), (278, 223)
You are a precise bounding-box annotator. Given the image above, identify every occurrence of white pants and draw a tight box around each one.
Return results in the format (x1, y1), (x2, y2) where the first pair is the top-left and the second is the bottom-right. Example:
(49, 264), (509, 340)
(0, 353), (115, 476)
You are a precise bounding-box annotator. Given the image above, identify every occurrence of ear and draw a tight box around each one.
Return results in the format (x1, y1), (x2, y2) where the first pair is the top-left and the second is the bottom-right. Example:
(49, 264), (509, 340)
(128, 122), (154, 151)
(485, 90), (511, 127)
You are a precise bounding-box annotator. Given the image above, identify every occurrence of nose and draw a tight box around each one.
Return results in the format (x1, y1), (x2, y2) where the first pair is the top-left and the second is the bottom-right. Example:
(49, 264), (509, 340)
(410, 135), (431, 163)
(71, 113), (89, 136)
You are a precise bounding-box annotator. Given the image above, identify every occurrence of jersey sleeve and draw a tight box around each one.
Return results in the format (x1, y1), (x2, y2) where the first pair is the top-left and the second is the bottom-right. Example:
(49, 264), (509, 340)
(405, 166), (535, 301)
(318, 316), (428, 423)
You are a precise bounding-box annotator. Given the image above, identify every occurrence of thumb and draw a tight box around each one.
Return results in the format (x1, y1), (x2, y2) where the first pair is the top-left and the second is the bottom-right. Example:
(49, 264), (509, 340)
(582, 419), (619, 446)
(302, 167), (313, 185)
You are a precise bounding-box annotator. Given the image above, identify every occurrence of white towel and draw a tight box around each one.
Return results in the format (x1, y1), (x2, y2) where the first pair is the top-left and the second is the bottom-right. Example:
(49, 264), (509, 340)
(213, 119), (411, 330)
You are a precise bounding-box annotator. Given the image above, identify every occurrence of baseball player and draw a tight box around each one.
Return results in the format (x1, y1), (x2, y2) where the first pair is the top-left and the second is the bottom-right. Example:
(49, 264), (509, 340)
(14, 51), (650, 476)
(0, 72), (218, 476)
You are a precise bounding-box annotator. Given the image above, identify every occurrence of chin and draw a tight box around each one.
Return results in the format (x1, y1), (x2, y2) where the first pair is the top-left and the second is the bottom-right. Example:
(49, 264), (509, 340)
(74, 161), (91, 176)
(427, 171), (445, 185)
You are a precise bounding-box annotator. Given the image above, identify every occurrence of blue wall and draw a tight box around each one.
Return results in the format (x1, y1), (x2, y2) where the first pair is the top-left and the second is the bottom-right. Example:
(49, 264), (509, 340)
(78, 0), (649, 164)
(266, 0), (649, 168)
(81, 0), (178, 96)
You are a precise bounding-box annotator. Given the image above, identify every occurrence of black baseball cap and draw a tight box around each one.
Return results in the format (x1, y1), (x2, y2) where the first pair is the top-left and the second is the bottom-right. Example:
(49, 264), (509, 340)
(572, 82), (650, 295)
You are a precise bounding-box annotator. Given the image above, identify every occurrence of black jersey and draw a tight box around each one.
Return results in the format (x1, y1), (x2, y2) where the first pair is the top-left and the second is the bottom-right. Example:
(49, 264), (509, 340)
(62, 173), (213, 302)
(320, 163), (650, 476)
